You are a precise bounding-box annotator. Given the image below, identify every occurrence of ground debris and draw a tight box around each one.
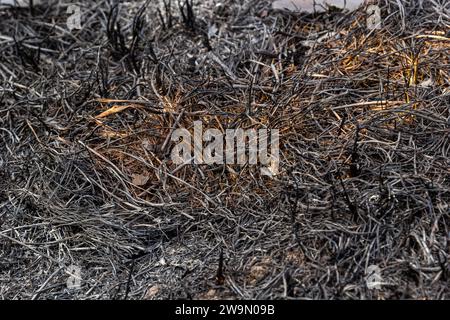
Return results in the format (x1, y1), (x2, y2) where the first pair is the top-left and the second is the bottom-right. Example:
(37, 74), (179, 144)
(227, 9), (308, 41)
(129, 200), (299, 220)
(0, 0), (448, 300)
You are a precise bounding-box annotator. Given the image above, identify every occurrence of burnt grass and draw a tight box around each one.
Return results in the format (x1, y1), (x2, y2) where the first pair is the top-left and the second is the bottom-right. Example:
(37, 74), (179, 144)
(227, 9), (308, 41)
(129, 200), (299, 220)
(0, 0), (449, 299)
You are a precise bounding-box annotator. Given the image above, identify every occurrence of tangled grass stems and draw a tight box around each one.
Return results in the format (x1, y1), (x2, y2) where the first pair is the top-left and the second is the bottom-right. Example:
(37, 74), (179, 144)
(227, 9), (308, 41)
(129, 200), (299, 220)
(0, 0), (448, 299)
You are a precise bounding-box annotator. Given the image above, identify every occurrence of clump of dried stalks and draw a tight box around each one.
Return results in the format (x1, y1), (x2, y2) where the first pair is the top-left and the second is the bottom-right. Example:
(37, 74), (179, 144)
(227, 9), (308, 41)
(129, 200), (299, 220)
(0, 0), (448, 299)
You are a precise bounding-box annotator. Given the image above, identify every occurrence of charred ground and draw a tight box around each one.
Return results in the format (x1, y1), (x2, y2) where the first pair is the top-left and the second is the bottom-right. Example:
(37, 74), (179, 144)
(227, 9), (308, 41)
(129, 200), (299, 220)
(0, 0), (449, 299)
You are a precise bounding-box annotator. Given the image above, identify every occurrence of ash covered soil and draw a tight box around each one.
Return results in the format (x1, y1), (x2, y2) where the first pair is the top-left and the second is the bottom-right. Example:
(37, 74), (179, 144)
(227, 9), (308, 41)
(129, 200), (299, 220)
(0, 0), (449, 299)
